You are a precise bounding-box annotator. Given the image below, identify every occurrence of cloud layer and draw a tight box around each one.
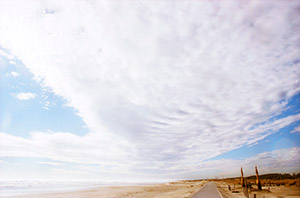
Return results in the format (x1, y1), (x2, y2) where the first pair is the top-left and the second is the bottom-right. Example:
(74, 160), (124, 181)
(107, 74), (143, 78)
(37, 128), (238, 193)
(185, 147), (300, 179)
(0, 0), (300, 177)
(1, 131), (299, 179)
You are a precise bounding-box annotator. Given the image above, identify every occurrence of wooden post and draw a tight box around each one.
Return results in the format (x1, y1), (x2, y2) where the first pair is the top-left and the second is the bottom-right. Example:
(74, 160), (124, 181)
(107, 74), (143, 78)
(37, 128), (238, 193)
(255, 166), (262, 190)
(241, 167), (245, 187)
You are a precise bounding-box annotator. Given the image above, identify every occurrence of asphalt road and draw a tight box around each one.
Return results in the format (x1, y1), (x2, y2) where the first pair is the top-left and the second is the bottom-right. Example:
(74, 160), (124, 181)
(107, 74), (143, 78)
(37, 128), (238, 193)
(192, 182), (223, 198)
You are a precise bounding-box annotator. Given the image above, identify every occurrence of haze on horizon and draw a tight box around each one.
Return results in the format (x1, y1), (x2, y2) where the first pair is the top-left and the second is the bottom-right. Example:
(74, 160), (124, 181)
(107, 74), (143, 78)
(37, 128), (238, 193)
(0, 0), (300, 181)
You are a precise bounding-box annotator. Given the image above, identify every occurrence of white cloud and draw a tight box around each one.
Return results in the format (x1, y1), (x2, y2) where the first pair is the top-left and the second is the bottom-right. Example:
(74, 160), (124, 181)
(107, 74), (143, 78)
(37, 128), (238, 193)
(0, 160), (7, 164)
(0, 132), (299, 179)
(291, 125), (300, 133)
(0, 48), (14, 60)
(14, 92), (36, 100)
(6, 71), (19, 77)
(178, 147), (300, 179)
(0, 131), (134, 165)
(36, 161), (64, 166)
(9, 60), (16, 65)
(10, 71), (19, 77)
(0, 0), (299, 178)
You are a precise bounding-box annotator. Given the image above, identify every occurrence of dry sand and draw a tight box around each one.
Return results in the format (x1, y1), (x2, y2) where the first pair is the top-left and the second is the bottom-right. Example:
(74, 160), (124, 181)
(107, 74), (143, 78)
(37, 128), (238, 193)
(216, 181), (300, 198)
(10, 180), (300, 198)
(12, 180), (207, 198)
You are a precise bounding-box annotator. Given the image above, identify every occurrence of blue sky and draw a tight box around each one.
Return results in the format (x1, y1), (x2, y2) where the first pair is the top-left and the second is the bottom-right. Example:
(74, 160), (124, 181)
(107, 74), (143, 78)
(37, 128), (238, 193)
(210, 94), (300, 161)
(0, 52), (88, 137)
(0, 0), (300, 181)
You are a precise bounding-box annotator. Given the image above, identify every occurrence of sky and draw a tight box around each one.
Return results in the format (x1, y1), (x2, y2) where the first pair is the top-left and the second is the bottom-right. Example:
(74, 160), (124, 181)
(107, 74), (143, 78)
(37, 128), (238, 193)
(0, 0), (300, 181)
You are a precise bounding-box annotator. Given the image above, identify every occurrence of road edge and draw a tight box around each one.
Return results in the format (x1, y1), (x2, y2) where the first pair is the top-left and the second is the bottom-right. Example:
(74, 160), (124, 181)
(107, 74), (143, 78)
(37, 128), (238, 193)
(189, 181), (208, 198)
(215, 182), (224, 198)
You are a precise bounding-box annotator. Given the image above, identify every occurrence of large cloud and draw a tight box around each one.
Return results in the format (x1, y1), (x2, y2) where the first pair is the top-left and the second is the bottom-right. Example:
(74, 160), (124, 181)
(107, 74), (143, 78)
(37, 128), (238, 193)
(0, 0), (299, 176)
(1, 131), (299, 179)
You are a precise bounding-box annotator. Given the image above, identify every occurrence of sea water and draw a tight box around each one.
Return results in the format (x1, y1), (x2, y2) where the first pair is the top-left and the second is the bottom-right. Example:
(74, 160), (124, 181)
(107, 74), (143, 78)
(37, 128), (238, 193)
(0, 180), (104, 197)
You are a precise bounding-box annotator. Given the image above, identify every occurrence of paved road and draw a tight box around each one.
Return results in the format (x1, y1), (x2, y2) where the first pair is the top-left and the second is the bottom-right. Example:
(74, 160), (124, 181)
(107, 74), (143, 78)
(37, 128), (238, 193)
(192, 182), (222, 198)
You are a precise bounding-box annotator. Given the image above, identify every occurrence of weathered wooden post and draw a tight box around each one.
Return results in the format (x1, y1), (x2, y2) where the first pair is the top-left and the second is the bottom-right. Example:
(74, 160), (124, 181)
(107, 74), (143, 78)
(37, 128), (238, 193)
(255, 166), (262, 190)
(241, 168), (249, 198)
(241, 167), (245, 187)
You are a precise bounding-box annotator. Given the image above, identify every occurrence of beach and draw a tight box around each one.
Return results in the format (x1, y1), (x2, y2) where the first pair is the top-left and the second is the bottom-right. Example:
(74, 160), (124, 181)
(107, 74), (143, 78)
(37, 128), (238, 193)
(8, 180), (206, 198)
(3, 179), (300, 198)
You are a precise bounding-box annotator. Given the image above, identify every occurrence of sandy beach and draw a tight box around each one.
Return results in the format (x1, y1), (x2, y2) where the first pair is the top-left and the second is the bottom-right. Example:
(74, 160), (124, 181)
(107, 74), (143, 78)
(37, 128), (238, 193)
(11, 180), (206, 198)
(5, 179), (300, 198)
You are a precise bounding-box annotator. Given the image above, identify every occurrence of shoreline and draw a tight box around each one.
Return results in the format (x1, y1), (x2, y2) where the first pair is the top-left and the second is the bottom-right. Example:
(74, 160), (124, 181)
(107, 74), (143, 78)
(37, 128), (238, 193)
(0, 180), (169, 197)
(3, 180), (207, 198)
